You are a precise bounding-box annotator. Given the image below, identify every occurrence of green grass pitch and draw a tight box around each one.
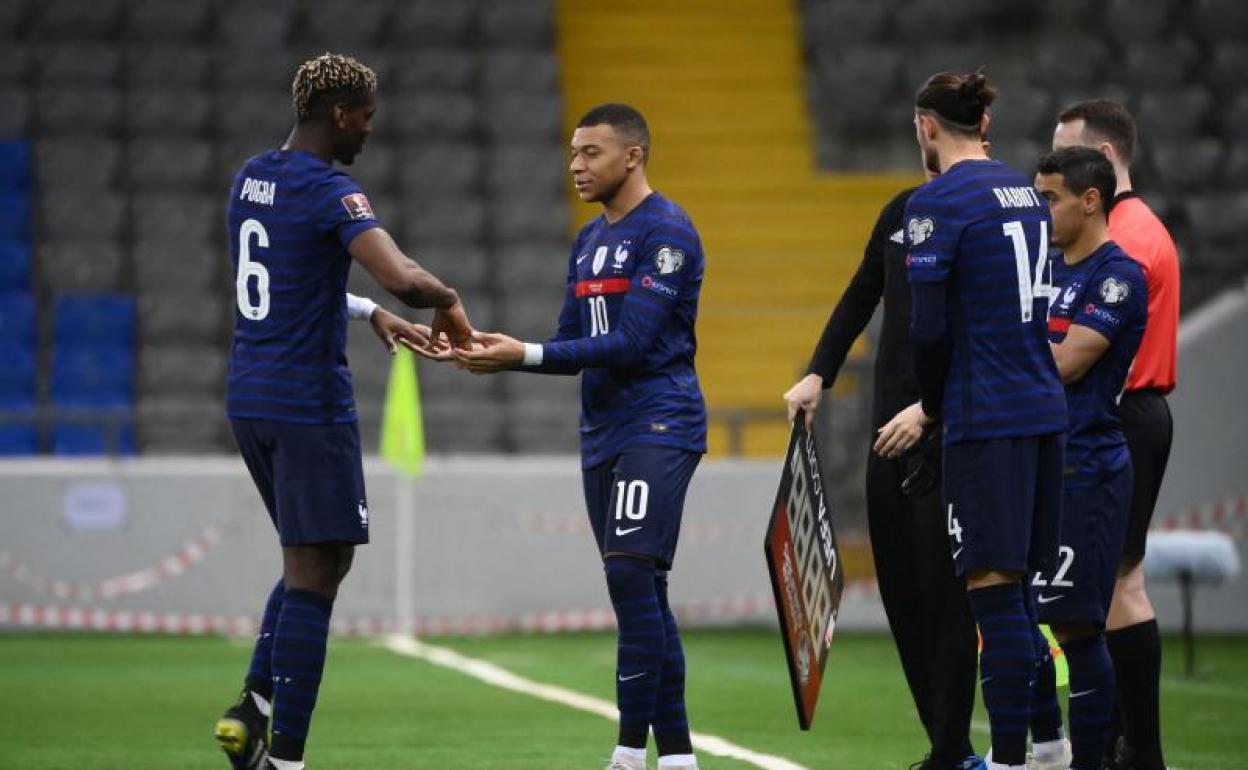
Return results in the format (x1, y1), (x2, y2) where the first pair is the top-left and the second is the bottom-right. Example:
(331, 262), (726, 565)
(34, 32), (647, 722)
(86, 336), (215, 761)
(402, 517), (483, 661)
(1, 630), (1244, 769)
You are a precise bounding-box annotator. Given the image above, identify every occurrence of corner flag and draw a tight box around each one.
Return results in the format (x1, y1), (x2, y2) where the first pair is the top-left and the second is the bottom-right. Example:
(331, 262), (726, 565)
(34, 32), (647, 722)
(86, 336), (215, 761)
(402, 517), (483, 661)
(380, 346), (425, 477)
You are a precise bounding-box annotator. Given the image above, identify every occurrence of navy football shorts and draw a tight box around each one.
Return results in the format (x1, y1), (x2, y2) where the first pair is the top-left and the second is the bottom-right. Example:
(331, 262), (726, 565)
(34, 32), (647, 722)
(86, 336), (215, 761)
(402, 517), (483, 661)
(231, 418), (369, 546)
(582, 445), (701, 570)
(1034, 464), (1133, 626)
(941, 433), (1064, 577)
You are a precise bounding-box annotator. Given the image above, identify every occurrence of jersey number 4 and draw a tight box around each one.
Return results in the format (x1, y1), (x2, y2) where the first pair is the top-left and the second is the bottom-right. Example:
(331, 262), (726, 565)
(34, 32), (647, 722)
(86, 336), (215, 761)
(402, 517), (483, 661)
(235, 218), (271, 321)
(1003, 220), (1053, 323)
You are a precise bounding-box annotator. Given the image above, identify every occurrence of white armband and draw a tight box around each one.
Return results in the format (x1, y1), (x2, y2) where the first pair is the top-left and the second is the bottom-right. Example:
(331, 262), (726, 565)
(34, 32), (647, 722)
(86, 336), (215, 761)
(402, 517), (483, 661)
(522, 343), (544, 366)
(346, 293), (377, 321)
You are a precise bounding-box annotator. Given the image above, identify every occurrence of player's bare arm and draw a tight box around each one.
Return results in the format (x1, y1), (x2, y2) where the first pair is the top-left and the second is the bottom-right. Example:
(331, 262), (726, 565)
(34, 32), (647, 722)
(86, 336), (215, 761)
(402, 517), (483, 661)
(1050, 322), (1112, 384)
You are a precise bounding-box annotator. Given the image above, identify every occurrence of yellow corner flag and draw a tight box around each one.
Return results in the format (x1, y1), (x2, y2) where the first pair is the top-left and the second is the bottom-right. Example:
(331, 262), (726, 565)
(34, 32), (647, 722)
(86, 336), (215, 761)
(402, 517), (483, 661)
(380, 347), (425, 477)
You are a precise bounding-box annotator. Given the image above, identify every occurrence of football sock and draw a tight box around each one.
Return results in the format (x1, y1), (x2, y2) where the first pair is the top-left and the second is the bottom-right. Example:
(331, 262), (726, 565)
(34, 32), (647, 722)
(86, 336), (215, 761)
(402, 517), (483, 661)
(605, 556), (666, 750)
(966, 582), (1034, 767)
(245, 578), (285, 700)
(267, 758), (305, 770)
(657, 753), (698, 767)
(269, 588), (333, 762)
(1024, 592), (1063, 745)
(653, 572), (693, 757)
(1106, 619), (1166, 770)
(1062, 634), (1116, 770)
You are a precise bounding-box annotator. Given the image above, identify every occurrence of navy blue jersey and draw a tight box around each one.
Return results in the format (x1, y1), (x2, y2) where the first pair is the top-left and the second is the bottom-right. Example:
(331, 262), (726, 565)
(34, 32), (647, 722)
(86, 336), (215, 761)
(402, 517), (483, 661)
(906, 159), (1066, 442)
(530, 192), (707, 468)
(226, 150), (379, 424)
(1047, 241), (1147, 479)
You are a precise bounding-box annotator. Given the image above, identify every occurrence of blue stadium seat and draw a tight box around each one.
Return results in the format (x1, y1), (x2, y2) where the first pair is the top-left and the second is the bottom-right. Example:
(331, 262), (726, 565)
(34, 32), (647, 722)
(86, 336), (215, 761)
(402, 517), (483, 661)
(0, 141), (31, 191)
(0, 344), (37, 408)
(50, 346), (133, 407)
(54, 293), (135, 350)
(0, 191), (30, 240)
(51, 418), (134, 455)
(0, 241), (31, 290)
(0, 291), (35, 347)
(0, 419), (40, 455)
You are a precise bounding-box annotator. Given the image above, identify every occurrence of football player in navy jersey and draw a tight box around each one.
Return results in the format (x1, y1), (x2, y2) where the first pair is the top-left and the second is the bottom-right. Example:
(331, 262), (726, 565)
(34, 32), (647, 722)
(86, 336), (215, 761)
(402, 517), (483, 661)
(883, 71), (1068, 770)
(215, 53), (472, 770)
(457, 104), (707, 770)
(1030, 147), (1147, 770)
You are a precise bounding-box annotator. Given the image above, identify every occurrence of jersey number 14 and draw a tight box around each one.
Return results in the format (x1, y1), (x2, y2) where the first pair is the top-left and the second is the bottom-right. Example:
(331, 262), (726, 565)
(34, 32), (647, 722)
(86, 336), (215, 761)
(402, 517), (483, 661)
(1003, 220), (1053, 323)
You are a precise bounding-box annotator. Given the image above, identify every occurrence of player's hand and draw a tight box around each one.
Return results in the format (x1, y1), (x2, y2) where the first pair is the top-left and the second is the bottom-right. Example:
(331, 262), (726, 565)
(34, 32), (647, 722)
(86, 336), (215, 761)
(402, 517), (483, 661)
(430, 296), (473, 352)
(368, 308), (455, 361)
(453, 331), (525, 374)
(783, 374), (824, 431)
(873, 401), (934, 459)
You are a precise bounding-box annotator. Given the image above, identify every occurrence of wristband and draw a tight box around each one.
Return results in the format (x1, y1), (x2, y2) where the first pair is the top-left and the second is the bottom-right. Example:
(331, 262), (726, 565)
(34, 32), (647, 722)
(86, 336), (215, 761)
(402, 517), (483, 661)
(522, 343), (544, 366)
(346, 293), (377, 321)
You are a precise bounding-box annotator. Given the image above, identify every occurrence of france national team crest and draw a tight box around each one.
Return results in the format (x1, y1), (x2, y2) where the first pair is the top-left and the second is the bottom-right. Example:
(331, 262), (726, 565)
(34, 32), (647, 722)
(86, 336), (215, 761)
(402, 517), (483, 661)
(907, 217), (934, 246)
(1099, 277), (1130, 304)
(655, 246), (685, 275)
(1057, 283), (1080, 310)
(613, 243), (630, 271)
(340, 193), (374, 221)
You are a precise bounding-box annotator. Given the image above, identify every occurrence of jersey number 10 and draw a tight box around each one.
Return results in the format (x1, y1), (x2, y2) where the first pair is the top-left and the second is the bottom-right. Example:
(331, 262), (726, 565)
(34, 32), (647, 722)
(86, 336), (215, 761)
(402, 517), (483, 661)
(235, 218), (271, 321)
(1003, 220), (1053, 323)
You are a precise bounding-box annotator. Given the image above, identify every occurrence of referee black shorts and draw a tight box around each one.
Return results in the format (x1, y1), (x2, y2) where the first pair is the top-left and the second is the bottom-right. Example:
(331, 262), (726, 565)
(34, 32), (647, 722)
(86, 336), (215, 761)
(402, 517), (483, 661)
(1119, 389), (1174, 565)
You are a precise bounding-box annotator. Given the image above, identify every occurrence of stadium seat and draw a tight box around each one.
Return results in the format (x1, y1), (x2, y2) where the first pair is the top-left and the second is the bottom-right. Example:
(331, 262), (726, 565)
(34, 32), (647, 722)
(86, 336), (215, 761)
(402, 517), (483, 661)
(1114, 45), (1195, 92)
(1219, 94), (1248, 143)
(392, 0), (476, 45)
(397, 142), (481, 198)
(54, 292), (135, 350)
(0, 241), (30, 290)
(406, 244), (490, 293)
(400, 196), (486, 246)
(215, 0), (298, 47)
(51, 418), (135, 455)
(347, 140), (397, 195)
(137, 343), (226, 397)
(814, 46), (902, 132)
(214, 44), (295, 90)
(35, 86), (122, 136)
(479, 0), (553, 45)
(1137, 88), (1212, 141)
(803, 0), (888, 46)
(1203, 44), (1248, 99)
(1191, 0), (1248, 43)
(126, 89), (211, 137)
(131, 192), (215, 243)
(1152, 139), (1223, 194)
(0, 140), (31, 190)
(1221, 145), (1248, 190)
(900, 45), (985, 94)
(137, 292), (225, 345)
(1185, 192), (1248, 270)
(50, 347), (133, 406)
(1103, 0), (1175, 46)
(414, 351), (501, 404)
(0, 87), (30, 138)
(0, 191), (31, 240)
(391, 48), (476, 92)
(36, 138), (120, 189)
(125, 44), (212, 87)
(127, 139), (213, 190)
(985, 87), (1053, 145)
(423, 400), (506, 454)
(497, 288), (572, 343)
(301, 0), (389, 47)
(0, 44), (30, 83)
(482, 93), (562, 142)
(217, 89), (297, 144)
(1030, 38), (1111, 90)
(36, 43), (120, 85)
(391, 91), (479, 140)
(0, 291), (36, 347)
(0, 419), (39, 455)
(125, 0), (212, 41)
(487, 144), (567, 199)
(0, 344), (37, 407)
(40, 240), (124, 293)
(494, 243), (567, 289)
(132, 239), (219, 294)
(136, 396), (228, 453)
(35, 0), (121, 40)
(506, 401), (581, 454)
(481, 51), (558, 95)
(491, 196), (570, 242)
(889, 0), (968, 43)
(0, 0), (29, 39)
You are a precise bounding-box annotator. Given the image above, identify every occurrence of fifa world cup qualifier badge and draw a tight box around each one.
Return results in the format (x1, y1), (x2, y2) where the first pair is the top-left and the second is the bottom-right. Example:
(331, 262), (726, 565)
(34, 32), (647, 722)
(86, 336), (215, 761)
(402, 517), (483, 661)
(341, 193), (374, 221)
(1099, 276), (1130, 304)
(655, 246), (685, 275)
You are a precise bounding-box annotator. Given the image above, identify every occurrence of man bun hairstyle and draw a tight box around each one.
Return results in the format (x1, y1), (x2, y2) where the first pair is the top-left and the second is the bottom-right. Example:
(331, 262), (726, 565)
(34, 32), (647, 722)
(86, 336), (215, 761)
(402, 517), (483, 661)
(292, 52), (377, 122)
(577, 102), (650, 161)
(1058, 98), (1138, 165)
(1036, 146), (1118, 220)
(915, 69), (997, 137)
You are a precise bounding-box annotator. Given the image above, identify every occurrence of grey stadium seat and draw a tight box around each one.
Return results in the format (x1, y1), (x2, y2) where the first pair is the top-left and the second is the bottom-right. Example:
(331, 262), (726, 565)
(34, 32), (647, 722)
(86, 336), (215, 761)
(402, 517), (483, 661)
(126, 88), (212, 137)
(128, 139), (214, 190)
(424, 400), (506, 454)
(410, 244), (490, 293)
(985, 87), (1052, 145)
(479, 0), (553, 45)
(301, 0), (390, 47)
(487, 144), (567, 198)
(131, 193), (215, 243)
(804, 0), (888, 46)
(137, 396), (230, 453)
(0, 1), (29, 39)
(497, 289), (569, 343)
(215, 45), (296, 90)
(1192, 0), (1248, 43)
(481, 50), (558, 95)
(399, 196), (486, 245)
(392, 0), (476, 45)
(1137, 89), (1211, 141)
(137, 292), (225, 345)
(347, 140), (397, 195)
(1221, 145), (1248, 189)
(36, 86), (121, 136)
(217, 89), (296, 144)
(416, 351), (500, 403)
(494, 242), (567, 288)
(1221, 94), (1248, 142)
(900, 45), (984, 94)
(1204, 45), (1248, 98)
(492, 196), (570, 242)
(890, 0), (968, 44)
(481, 93), (561, 142)
(126, 0), (212, 41)
(126, 44), (212, 88)
(1030, 38), (1111, 90)
(1185, 192), (1248, 270)
(814, 46), (901, 131)
(137, 343), (226, 397)
(391, 48), (476, 92)
(37, 43), (120, 84)
(1151, 139), (1223, 194)
(1114, 45), (1194, 92)
(40, 239), (124, 293)
(1103, 0), (1174, 46)
(35, 0), (121, 40)
(391, 91), (479, 141)
(507, 401), (581, 454)
(1, 45), (31, 83)
(39, 191), (125, 239)
(36, 138), (120, 189)
(396, 142), (482, 198)
(215, 0), (298, 47)
(133, 239), (220, 294)
(0, 87), (30, 136)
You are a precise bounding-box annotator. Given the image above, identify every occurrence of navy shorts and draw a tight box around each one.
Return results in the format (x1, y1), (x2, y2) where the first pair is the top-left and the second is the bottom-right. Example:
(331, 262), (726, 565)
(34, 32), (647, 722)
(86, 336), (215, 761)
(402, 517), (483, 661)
(582, 445), (701, 570)
(230, 418), (369, 546)
(942, 433), (1063, 577)
(1034, 464), (1133, 626)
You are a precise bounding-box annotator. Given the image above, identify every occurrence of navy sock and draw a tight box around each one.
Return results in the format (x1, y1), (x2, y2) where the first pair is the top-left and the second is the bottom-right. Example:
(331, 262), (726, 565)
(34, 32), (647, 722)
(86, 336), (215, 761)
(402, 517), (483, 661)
(245, 579), (285, 700)
(1063, 634), (1116, 770)
(652, 573), (692, 757)
(1106, 619), (1165, 770)
(269, 588), (333, 762)
(605, 557), (666, 750)
(966, 582), (1035, 766)
(1023, 592), (1063, 743)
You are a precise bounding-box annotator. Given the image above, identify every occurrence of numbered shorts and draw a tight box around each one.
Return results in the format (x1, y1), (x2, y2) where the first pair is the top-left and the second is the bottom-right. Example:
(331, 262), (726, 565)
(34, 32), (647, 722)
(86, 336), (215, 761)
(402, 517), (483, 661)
(231, 418), (369, 546)
(1034, 465), (1133, 626)
(942, 433), (1063, 577)
(583, 446), (701, 570)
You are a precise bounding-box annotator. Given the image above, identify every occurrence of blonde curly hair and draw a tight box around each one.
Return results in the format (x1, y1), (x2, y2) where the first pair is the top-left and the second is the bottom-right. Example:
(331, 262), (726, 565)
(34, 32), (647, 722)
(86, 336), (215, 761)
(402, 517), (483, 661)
(291, 52), (377, 121)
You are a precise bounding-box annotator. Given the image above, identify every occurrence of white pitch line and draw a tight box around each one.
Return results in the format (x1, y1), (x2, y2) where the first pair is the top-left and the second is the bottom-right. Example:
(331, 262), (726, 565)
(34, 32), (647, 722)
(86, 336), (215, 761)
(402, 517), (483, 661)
(383, 634), (814, 770)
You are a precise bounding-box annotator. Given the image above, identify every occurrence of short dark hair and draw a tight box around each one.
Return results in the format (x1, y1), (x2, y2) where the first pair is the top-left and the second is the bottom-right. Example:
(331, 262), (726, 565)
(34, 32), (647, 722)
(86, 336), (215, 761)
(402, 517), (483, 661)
(915, 69), (997, 137)
(576, 103), (650, 160)
(1057, 99), (1137, 165)
(1036, 146), (1117, 219)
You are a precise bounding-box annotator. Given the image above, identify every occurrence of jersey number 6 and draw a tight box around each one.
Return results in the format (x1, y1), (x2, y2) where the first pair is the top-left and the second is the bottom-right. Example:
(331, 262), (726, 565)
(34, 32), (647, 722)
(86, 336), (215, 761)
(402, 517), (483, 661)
(235, 218), (271, 321)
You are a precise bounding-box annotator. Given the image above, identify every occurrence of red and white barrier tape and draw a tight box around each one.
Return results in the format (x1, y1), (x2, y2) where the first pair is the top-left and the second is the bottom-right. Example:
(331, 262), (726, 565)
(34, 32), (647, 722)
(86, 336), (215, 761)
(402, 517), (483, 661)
(1152, 494), (1248, 539)
(0, 525), (222, 602)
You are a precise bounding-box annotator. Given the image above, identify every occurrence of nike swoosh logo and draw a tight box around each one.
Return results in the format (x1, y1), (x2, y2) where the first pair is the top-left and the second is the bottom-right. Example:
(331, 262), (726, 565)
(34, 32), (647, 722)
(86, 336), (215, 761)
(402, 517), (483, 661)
(951, 547), (964, 559)
(1037, 594), (1063, 604)
(618, 672), (646, 682)
(614, 526), (642, 536)
(1069, 688), (1096, 698)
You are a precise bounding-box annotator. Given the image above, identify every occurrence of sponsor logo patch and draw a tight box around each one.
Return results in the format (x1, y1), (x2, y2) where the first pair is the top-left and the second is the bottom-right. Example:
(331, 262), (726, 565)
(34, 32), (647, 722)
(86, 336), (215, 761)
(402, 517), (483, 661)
(641, 275), (678, 297)
(341, 193), (374, 221)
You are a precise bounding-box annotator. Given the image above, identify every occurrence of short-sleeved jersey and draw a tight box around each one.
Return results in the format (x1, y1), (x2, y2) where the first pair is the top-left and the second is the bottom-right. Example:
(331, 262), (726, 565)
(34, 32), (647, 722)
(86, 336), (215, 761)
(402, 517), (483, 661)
(535, 192), (707, 469)
(1047, 241), (1148, 480)
(905, 159), (1066, 443)
(1108, 194), (1179, 394)
(226, 150), (380, 424)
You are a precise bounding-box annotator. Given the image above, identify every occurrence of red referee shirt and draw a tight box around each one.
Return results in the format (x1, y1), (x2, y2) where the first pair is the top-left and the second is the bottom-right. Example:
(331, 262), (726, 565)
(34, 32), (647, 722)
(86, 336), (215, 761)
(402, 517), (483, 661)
(1108, 193), (1180, 393)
